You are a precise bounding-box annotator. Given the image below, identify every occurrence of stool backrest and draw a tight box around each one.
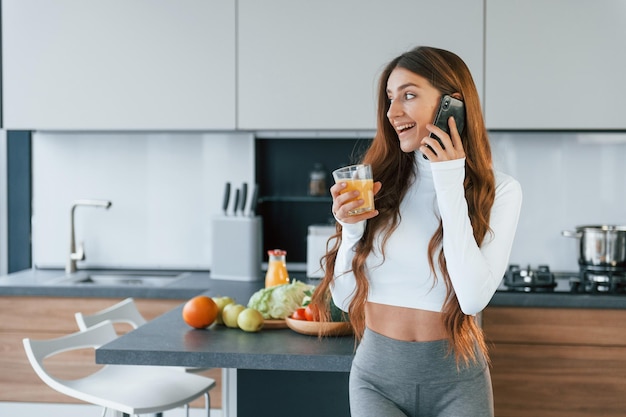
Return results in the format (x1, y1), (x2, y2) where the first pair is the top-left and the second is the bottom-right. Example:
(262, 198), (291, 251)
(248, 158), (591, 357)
(75, 297), (147, 331)
(23, 321), (118, 389)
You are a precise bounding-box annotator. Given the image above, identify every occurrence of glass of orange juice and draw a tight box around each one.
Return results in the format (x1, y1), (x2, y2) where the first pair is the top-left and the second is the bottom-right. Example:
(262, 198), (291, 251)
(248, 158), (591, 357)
(332, 164), (374, 216)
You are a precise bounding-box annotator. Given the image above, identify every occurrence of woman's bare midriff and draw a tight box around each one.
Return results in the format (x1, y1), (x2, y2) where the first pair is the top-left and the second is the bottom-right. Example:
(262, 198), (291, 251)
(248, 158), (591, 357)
(365, 301), (447, 342)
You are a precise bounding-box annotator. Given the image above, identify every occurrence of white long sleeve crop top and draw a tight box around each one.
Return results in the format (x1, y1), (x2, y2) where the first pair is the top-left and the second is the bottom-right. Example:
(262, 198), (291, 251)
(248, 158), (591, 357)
(331, 154), (522, 316)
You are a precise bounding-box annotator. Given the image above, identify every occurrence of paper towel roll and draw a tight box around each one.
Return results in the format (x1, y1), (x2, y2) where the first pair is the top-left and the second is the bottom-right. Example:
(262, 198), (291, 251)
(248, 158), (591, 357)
(306, 224), (336, 278)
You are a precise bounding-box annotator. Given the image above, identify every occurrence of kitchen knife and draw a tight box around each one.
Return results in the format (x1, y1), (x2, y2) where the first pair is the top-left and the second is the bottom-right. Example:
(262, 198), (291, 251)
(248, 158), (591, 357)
(222, 182), (231, 216)
(248, 183), (259, 217)
(233, 188), (240, 216)
(240, 182), (248, 215)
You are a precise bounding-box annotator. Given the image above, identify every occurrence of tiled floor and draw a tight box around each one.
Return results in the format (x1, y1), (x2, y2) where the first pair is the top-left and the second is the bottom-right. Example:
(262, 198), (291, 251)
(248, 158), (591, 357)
(0, 402), (222, 417)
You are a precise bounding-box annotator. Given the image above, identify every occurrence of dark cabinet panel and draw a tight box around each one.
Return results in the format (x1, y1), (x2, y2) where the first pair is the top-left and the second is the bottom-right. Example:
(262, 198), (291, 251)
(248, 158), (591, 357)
(255, 138), (372, 263)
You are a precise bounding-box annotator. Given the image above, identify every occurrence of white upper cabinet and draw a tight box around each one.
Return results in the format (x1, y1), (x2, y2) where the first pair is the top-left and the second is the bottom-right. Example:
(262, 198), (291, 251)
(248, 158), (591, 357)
(237, 0), (484, 131)
(485, 0), (626, 130)
(2, 0), (236, 130)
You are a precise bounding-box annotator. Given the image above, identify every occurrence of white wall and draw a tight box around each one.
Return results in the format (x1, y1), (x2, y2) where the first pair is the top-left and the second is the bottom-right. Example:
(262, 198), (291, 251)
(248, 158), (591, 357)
(32, 132), (254, 270)
(30, 131), (626, 273)
(491, 132), (626, 271)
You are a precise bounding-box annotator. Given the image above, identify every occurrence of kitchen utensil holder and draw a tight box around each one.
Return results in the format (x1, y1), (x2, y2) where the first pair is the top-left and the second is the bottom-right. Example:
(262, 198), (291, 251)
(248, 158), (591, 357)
(211, 216), (263, 281)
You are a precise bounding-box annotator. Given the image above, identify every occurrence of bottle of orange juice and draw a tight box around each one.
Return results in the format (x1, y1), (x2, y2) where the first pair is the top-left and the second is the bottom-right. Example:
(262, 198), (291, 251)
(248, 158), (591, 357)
(265, 249), (289, 288)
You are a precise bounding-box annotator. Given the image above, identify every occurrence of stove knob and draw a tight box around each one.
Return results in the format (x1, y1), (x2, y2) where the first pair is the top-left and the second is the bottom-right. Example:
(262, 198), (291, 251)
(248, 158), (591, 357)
(569, 278), (581, 293)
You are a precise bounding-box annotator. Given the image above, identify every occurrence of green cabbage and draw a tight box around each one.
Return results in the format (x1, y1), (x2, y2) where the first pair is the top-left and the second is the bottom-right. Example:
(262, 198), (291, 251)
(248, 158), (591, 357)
(247, 280), (315, 319)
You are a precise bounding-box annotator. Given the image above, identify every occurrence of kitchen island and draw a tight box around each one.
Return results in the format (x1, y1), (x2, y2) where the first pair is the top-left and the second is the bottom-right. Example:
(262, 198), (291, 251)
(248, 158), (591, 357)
(97, 297), (354, 417)
(92, 279), (626, 417)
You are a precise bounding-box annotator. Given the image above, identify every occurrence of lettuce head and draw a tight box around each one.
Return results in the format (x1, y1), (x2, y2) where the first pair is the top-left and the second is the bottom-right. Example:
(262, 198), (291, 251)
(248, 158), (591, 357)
(247, 280), (315, 319)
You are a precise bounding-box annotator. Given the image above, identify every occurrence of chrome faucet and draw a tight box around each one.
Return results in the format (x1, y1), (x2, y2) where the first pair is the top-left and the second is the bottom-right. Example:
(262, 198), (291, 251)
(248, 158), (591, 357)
(66, 199), (112, 274)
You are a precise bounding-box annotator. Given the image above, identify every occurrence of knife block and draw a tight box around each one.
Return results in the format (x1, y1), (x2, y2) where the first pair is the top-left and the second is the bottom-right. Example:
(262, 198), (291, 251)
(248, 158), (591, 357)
(210, 215), (263, 281)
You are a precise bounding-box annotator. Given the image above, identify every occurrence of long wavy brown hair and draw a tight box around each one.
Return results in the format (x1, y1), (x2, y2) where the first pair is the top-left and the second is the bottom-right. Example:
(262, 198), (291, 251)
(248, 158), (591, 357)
(311, 46), (496, 366)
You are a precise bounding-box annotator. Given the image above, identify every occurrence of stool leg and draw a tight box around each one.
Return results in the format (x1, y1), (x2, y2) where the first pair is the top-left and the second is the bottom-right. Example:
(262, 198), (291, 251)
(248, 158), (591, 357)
(205, 392), (211, 417)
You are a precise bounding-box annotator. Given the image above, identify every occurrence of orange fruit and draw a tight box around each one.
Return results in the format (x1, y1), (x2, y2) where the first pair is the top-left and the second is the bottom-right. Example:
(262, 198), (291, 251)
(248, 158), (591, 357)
(182, 296), (219, 329)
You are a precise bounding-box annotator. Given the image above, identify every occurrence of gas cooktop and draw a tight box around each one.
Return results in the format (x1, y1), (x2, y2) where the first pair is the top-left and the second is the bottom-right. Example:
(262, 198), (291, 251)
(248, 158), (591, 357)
(498, 264), (626, 295)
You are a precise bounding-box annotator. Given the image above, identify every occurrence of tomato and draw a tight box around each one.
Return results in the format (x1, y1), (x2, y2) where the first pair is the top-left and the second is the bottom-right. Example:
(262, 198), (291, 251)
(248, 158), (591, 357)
(304, 304), (320, 321)
(291, 308), (307, 321)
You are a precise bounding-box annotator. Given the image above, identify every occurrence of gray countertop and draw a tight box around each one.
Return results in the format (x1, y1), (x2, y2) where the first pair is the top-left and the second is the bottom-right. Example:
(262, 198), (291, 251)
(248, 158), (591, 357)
(96, 298), (356, 372)
(95, 289), (626, 373)
(490, 290), (626, 309)
(0, 268), (261, 300)
(0, 269), (626, 309)
(94, 287), (626, 374)
(0, 268), (355, 372)
(2, 268), (626, 309)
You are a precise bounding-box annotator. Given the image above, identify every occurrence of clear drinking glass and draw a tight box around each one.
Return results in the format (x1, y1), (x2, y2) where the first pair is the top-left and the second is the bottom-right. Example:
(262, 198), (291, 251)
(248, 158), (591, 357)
(332, 164), (374, 216)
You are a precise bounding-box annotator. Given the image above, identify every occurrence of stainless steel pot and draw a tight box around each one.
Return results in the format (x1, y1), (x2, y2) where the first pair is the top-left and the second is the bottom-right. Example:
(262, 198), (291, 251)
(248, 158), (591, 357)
(562, 225), (626, 268)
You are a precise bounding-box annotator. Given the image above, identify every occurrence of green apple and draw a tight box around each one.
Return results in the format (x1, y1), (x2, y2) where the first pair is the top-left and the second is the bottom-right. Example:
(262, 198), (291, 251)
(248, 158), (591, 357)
(222, 303), (246, 328)
(212, 296), (235, 325)
(237, 308), (264, 332)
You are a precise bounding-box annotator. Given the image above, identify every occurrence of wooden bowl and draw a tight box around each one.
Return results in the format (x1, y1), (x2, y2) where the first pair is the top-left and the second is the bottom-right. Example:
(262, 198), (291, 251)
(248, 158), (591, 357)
(263, 319), (288, 329)
(285, 317), (353, 336)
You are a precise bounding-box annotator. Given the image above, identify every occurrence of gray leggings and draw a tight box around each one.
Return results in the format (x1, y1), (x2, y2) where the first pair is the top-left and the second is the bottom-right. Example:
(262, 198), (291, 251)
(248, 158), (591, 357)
(349, 328), (494, 417)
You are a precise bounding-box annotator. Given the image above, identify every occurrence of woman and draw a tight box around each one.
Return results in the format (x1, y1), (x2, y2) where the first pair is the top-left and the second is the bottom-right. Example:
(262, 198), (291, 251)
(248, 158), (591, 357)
(310, 46), (522, 417)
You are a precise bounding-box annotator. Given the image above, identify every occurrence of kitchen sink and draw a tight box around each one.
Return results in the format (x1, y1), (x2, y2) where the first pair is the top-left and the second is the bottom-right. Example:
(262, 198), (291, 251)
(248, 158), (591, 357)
(51, 271), (188, 287)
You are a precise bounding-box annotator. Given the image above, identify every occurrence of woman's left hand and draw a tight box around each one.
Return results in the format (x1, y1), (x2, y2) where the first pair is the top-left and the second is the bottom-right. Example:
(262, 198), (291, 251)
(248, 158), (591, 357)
(419, 116), (466, 162)
(331, 181), (382, 224)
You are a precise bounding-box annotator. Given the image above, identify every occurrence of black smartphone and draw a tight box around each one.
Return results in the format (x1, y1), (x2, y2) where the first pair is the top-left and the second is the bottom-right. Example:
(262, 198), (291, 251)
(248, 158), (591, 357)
(424, 95), (465, 158)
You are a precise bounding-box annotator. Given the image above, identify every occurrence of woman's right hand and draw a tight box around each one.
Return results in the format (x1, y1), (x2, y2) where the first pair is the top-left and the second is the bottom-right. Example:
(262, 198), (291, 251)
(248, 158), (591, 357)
(331, 181), (381, 224)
